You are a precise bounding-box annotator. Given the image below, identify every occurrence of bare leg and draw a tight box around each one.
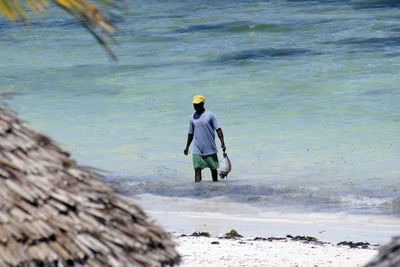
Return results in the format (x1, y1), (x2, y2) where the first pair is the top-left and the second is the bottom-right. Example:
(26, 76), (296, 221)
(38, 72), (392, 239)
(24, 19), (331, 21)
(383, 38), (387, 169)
(195, 169), (202, 182)
(211, 169), (218, 182)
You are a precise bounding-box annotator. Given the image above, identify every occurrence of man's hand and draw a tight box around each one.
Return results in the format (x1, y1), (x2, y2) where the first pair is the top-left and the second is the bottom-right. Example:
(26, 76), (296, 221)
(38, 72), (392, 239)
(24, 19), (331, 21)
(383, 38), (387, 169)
(216, 128), (226, 153)
(185, 134), (193, 156)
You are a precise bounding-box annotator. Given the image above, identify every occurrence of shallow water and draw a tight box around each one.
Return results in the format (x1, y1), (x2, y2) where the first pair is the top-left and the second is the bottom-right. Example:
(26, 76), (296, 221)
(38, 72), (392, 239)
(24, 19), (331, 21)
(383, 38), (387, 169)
(1, 0), (400, 217)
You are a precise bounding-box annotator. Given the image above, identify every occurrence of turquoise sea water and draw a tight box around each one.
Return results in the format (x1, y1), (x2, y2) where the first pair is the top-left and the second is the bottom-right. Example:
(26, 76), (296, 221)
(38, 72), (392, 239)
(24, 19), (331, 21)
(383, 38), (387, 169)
(1, 1), (400, 217)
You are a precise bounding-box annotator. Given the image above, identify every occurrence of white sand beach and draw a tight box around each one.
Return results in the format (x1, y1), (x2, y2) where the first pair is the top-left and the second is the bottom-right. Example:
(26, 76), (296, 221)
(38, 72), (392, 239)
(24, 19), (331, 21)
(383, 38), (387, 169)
(133, 194), (400, 266)
(175, 235), (377, 267)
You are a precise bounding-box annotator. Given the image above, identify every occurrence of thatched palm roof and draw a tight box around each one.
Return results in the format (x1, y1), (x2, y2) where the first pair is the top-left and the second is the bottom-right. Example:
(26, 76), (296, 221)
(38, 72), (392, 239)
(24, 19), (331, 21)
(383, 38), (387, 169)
(0, 109), (180, 266)
(365, 236), (400, 267)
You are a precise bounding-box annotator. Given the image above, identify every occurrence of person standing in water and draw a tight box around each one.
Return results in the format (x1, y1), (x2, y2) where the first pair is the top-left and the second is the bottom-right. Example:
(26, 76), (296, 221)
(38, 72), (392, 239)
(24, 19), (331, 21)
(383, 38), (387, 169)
(184, 95), (226, 182)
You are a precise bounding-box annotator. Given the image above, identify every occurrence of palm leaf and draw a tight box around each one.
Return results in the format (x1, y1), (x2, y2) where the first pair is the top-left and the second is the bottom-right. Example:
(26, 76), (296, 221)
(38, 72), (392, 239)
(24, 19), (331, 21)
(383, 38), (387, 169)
(0, 0), (117, 60)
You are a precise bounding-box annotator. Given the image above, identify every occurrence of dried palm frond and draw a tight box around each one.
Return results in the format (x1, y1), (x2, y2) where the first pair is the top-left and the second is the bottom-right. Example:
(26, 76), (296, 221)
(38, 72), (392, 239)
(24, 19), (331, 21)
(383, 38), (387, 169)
(0, 0), (117, 60)
(0, 108), (181, 266)
(365, 236), (400, 267)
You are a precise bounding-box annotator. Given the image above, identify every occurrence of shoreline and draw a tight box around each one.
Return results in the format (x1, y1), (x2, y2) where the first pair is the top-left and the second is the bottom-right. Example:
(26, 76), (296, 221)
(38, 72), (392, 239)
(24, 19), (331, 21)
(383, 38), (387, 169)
(174, 231), (378, 267)
(150, 208), (400, 244)
(135, 194), (400, 244)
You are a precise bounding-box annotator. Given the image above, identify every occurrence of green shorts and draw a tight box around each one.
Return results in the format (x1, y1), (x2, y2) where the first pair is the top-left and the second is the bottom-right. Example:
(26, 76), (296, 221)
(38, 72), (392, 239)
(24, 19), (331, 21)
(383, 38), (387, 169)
(193, 154), (219, 171)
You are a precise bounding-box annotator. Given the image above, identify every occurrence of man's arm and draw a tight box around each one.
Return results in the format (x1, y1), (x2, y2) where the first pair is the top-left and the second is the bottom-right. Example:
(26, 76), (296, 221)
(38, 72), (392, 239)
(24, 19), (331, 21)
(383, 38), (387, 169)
(184, 133), (193, 155)
(216, 128), (226, 152)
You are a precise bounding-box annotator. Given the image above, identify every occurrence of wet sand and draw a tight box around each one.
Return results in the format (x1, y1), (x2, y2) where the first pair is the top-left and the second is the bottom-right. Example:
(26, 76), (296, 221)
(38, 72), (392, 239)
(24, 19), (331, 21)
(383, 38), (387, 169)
(139, 194), (400, 244)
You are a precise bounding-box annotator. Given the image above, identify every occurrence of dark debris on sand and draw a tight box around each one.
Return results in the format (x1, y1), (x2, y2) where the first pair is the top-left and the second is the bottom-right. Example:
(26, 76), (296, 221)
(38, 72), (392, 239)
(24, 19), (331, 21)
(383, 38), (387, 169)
(286, 235), (328, 245)
(191, 232), (211, 237)
(252, 235), (327, 245)
(179, 230), (376, 251)
(337, 241), (371, 249)
(253, 237), (287, 242)
(287, 235), (317, 242)
(178, 232), (211, 237)
(223, 229), (243, 239)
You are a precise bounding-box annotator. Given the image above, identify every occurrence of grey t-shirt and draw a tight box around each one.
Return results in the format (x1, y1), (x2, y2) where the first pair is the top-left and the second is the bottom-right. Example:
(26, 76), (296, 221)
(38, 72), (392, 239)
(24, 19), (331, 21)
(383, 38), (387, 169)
(188, 110), (220, 156)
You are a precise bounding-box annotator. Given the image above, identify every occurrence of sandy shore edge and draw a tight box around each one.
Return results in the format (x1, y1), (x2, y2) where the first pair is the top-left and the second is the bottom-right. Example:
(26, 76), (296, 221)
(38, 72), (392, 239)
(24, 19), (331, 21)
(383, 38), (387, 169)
(173, 231), (378, 267)
(136, 194), (400, 244)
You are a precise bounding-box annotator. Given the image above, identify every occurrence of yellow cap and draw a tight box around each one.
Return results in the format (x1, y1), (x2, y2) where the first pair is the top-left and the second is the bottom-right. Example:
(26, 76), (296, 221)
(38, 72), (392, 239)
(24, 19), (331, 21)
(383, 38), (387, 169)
(192, 95), (205, 104)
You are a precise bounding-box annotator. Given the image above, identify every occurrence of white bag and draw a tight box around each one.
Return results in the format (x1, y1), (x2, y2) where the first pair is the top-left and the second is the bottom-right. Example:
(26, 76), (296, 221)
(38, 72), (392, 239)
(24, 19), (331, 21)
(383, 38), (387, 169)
(218, 152), (232, 179)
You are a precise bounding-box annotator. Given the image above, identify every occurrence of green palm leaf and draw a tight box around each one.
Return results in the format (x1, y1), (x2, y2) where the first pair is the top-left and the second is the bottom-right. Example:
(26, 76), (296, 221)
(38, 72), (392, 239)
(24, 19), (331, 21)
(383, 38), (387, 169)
(0, 0), (117, 60)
